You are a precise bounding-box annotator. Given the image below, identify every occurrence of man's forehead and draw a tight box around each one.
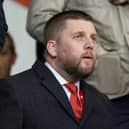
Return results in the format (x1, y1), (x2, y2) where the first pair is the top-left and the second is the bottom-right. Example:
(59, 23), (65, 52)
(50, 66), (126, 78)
(65, 19), (96, 33)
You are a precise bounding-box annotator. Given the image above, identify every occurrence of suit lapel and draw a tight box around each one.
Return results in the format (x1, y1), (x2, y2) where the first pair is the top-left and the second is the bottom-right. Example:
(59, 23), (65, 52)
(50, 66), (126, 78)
(32, 60), (77, 122)
(80, 80), (94, 126)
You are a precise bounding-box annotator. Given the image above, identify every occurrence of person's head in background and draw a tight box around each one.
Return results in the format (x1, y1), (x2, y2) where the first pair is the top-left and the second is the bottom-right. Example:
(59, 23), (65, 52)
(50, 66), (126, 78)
(0, 0), (8, 51)
(0, 32), (17, 78)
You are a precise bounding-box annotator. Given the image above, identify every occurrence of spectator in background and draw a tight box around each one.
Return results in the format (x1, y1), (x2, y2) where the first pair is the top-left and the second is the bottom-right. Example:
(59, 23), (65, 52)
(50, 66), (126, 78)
(0, 33), (17, 78)
(0, 0), (8, 51)
(26, 0), (129, 128)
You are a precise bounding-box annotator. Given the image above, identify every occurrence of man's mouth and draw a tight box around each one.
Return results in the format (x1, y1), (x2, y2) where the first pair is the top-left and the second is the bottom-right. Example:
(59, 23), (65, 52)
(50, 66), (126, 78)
(83, 55), (93, 60)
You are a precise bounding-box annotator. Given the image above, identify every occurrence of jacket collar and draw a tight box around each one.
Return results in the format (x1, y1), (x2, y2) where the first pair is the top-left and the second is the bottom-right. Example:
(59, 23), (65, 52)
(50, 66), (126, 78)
(32, 60), (94, 124)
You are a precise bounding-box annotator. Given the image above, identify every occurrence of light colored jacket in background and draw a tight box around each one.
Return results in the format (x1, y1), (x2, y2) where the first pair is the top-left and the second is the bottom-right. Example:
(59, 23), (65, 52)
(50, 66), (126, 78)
(27, 0), (129, 99)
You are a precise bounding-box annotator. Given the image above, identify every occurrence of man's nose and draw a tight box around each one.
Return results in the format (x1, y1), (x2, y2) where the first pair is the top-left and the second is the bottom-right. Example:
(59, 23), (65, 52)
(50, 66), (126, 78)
(84, 38), (95, 49)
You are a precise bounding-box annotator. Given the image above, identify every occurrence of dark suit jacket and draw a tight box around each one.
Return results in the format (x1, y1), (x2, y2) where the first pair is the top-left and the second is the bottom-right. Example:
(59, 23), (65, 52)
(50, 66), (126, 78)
(0, 60), (112, 129)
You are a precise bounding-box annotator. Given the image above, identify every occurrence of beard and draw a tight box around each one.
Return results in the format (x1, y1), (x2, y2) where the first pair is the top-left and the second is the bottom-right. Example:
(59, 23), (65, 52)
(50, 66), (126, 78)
(59, 57), (96, 80)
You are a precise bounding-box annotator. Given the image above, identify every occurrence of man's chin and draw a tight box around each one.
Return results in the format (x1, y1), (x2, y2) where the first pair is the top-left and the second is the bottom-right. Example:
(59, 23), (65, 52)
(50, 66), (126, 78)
(82, 65), (95, 76)
(81, 69), (94, 79)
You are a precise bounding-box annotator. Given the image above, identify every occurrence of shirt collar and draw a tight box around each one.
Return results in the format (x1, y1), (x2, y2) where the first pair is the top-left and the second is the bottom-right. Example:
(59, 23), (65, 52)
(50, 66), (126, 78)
(45, 62), (80, 90)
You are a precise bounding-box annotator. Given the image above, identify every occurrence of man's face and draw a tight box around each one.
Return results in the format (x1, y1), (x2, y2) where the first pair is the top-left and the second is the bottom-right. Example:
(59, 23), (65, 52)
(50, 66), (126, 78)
(0, 37), (16, 78)
(55, 19), (96, 79)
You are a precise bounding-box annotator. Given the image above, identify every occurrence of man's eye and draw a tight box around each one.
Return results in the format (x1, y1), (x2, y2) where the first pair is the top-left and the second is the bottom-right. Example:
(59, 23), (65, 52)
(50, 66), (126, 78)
(73, 35), (82, 40)
(0, 51), (7, 56)
(92, 37), (96, 42)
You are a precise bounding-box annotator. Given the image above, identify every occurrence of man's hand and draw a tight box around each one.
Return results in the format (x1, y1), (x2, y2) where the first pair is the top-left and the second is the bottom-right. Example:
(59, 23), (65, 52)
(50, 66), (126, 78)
(110, 0), (128, 5)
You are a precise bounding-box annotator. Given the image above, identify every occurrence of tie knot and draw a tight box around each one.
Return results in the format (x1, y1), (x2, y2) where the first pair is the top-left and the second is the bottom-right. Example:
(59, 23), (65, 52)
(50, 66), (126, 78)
(65, 83), (77, 94)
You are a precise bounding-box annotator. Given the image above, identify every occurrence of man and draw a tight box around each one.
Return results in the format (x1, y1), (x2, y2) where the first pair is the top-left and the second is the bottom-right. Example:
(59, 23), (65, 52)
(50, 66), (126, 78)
(0, 33), (17, 78)
(27, 0), (129, 128)
(0, 0), (8, 51)
(0, 11), (112, 129)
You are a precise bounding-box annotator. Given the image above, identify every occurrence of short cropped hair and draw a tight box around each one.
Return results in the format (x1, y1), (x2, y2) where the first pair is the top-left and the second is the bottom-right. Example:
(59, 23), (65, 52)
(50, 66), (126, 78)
(44, 10), (93, 46)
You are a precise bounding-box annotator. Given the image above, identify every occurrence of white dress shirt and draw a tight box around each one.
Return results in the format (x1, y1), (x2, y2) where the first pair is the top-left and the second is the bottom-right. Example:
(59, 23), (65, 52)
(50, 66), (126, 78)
(45, 62), (80, 101)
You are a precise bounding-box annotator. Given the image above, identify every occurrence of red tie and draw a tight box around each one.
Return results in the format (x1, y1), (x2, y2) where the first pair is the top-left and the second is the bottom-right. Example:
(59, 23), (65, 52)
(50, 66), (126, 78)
(65, 83), (84, 121)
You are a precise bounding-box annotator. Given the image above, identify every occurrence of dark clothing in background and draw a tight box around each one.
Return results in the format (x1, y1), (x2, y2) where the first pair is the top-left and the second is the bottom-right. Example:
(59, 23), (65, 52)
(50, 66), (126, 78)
(0, 0), (8, 51)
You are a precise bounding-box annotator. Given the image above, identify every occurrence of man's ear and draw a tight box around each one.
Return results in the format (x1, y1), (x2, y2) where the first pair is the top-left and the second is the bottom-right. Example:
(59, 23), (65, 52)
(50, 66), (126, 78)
(11, 53), (17, 65)
(46, 40), (57, 57)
